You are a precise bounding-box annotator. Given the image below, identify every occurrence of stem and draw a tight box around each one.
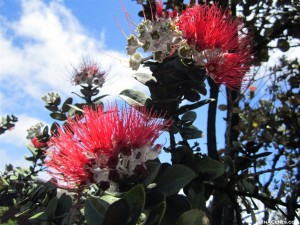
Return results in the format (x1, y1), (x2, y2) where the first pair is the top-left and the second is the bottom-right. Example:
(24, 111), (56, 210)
(225, 87), (240, 156)
(207, 77), (219, 160)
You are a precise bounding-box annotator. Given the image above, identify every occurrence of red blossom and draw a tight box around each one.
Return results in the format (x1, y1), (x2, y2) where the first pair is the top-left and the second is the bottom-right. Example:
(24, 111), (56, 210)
(45, 104), (171, 189)
(249, 85), (256, 92)
(155, 0), (164, 18)
(177, 4), (253, 89)
(31, 137), (48, 148)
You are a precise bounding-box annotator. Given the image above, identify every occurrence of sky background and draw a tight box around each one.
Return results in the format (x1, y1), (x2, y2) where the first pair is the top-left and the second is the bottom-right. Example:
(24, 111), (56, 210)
(0, 0), (298, 173)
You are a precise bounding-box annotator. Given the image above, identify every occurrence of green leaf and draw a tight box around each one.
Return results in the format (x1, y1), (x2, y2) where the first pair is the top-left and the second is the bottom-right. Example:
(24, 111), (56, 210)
(277, 39), (290, 52)
(103, 199), (129, 225)
(194, 157), (225, 181)
(16, 201), (35, 217)
(50, 112), (67, 121)
(218, 104), (227, 111)
(161, 195), (191, 225)
(85, 197), (109, 225)
(184, 89), (201, 102)
(45, 196), (58, 218)
(179, 125), (204, 140)
(145, 191), (166, 209)
(156, 165), (196, 196)
(181, 111), (197, 126)
(175, 209), (209, 225)
(123, 184), (146, 225)
(55, 193), (72, 217)
(144, 201), (166, 225)
(119, 89), (152, 107)
(61, 97), (73, 112)
(143, 162), (161, 187)
(29, 211), (47, 220)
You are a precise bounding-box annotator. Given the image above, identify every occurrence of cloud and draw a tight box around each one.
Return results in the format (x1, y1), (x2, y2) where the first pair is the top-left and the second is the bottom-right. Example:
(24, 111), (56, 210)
(0, 0), (149, 170)
(0, 0), (148, 108)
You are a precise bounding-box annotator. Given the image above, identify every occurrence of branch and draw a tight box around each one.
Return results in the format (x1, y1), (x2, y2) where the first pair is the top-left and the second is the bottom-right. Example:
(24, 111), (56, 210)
(236, 164), (299, 181)
(207, 77), (219, 160)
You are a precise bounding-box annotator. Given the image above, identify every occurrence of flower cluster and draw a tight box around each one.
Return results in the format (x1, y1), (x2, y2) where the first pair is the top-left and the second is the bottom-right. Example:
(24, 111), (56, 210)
(41, 92), (60, 105)
(126, 2), (252, 89)
(45, 105), (171, 190)
(127, 1), (182, 70)
(176, 4), (252, 89)
(72, 61), (106, 87)
(26, 122), (48, 148)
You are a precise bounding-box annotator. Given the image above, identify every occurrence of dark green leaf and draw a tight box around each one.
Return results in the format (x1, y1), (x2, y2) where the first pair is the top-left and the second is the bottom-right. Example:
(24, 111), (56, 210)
(85, 197), (109, 225)
(61, 97), (73, 112)
(53, 96), (61, 105)
(55, 193), (72, 217)
(277, 39), (290, 52)
(123, 184), (146, 225)
(156, 165), (196, 196)
(45, 196), (58, 218)
(180, 125), (204, 140)
(161, 195), (191, 225)
(50, 112), (67, 121)
(16, 201), (35, 217)
(103, 199), (129, 225)
(45, 105), (59, 112)
(193, 157), (225, 181)
(175, 209), (209, 225)
(181, 111), (197, 126)
(145, 191), (166, 209)
(144, 201), (166, 225)
(143, 162), (161, 187)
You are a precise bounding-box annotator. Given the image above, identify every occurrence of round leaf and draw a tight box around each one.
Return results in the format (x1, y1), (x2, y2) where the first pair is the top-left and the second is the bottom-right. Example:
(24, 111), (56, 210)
(194, 157), (225, 181)
(175, 209), (209, 225)
(156, 165), (196, 196)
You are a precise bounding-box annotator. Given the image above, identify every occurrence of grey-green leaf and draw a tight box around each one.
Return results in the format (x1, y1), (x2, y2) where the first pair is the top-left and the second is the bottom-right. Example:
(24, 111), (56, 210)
(119, 89), (152, 107)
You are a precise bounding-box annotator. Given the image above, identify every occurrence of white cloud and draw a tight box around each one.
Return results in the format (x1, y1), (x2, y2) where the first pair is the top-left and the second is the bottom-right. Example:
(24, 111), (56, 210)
(0, 0), (150, 171)
(0, 0), (147, 102)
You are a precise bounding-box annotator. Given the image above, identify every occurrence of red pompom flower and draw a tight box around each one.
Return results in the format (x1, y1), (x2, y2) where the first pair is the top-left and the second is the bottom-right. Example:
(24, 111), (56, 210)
(177, 4), (252, 89)
(45, 104), (171, 190)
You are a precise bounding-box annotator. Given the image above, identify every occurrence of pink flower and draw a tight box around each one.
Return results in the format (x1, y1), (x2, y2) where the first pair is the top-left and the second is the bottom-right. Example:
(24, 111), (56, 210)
(45, 105), (171, 189)
(177, 4), (252, 89)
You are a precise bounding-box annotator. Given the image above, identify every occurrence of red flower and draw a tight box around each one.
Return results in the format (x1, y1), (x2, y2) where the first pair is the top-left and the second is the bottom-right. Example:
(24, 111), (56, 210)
(45, 105), (171, 189)
(249, 86), (256, 92)
(177, 4), (252, 89)
(31, 137), (48, 148)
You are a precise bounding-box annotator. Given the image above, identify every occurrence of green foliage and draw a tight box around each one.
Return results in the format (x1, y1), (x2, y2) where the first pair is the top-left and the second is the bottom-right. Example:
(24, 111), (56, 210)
(0, 115), (18, 135)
